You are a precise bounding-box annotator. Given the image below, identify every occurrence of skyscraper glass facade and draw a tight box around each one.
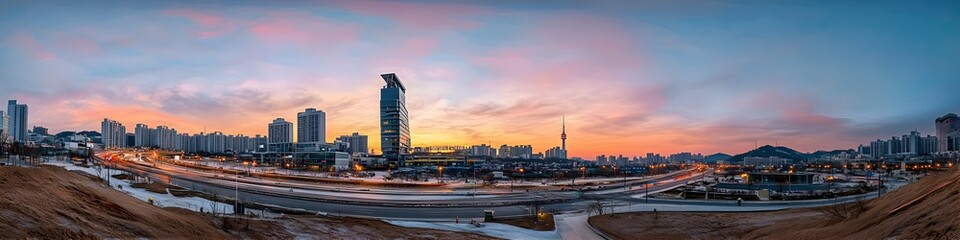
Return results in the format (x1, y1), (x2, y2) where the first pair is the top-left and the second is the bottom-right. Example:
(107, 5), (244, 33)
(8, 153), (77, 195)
(380, 73), (410, 163)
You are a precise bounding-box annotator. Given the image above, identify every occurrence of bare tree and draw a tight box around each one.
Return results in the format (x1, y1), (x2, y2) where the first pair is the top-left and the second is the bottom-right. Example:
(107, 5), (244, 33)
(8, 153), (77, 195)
(587, 199), (608, 216)
(821, 196), (866, 220)
(208, 193), (221, 217)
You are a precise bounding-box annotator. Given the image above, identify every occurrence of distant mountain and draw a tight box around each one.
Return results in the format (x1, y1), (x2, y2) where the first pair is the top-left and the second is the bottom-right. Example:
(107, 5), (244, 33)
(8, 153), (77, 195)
(54, 131), (76, 139)
(728, 145), (808, 163)
(76, 131), (100, 138)
(808, 149), (856, 159)
(728, 145), (856, 163)
(703, 153), (732, 163)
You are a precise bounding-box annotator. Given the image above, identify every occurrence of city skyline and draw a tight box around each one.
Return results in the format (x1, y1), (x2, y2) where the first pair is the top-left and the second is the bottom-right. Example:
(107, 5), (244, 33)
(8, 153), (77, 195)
(2, 1), (960, 157)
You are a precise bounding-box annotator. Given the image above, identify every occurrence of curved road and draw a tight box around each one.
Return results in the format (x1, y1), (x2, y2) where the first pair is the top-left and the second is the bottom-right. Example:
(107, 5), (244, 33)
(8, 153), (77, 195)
(100, 153), (703, 219)
(99, 152), (881, 222)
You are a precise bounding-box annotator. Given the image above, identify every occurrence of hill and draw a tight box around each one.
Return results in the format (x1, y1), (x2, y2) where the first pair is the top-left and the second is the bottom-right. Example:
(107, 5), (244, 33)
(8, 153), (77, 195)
(588, 167), (960, 239)
(703, 153), (732, 163)
(726, 145), (855, 163)
(0, 165), (231, 239)
(744, 168), (960, 239)
(807, 149), (856, 159)
(727, 145), (807, 163)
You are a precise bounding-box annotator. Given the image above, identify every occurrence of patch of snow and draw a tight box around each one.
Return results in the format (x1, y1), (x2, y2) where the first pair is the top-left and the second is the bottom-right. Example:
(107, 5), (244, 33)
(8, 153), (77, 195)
(386, 220), (560, 240)
(45, 160), (235, 214)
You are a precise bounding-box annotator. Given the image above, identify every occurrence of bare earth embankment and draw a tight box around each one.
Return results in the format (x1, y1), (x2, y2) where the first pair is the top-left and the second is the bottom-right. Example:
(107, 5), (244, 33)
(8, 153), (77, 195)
(0, 165), (496, 239)
(590, 168), (960, 239)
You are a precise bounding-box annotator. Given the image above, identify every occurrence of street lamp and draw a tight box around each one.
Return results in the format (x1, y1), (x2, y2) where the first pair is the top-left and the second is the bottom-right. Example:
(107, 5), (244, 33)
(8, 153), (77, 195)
(235, 163), (240, 213)
(645, 182), (649, 203)
(438, 166), (444, 183)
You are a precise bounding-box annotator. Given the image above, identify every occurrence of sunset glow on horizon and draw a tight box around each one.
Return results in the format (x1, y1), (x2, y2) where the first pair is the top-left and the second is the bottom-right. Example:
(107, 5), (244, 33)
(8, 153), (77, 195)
(2, 0), (959, 158)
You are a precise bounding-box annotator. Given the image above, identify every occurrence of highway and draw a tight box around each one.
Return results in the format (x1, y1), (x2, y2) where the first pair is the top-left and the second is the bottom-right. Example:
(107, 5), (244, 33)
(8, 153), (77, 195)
(96, 150), (883, 222)
(97, 151), (705, 219)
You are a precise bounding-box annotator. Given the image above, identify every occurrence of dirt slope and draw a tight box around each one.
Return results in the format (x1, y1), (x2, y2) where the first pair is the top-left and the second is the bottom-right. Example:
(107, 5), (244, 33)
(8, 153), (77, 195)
(590, 168), (960, 240)
(0, 165), (232, 239)
(745, 168), (960, 239)
(0, 165), (499, 239)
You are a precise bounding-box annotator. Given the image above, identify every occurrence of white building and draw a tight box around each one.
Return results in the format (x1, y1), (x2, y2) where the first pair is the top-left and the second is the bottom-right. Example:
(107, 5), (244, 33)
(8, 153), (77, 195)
(135, 123), (152, 147)
(0, 110), (8, 142)
(100, 118), (127, 149)
(545, 146), (567, 159)
(6, 100), (28, 142)
(297, 108), (326, 144)
(469, 144), (496, 157)
(743, 156), (790, 167)
(206, 131), (225, 153)
(155, 125), (177, 150)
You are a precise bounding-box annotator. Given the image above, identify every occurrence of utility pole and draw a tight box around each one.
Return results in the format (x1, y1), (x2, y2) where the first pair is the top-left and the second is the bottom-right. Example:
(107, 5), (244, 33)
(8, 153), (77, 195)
(703, 171), (708, 200)
(235, 168), (239, 213)
(877, 168), (883, 198)
(645, 183), (649, 203)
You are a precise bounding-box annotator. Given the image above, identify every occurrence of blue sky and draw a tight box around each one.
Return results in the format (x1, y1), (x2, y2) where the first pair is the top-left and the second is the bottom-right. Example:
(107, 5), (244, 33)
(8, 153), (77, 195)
(1, 0), (958, 156)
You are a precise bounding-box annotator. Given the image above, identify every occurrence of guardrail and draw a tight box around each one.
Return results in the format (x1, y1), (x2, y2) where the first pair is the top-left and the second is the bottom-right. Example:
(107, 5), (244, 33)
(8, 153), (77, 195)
(165, 160), (446, 188)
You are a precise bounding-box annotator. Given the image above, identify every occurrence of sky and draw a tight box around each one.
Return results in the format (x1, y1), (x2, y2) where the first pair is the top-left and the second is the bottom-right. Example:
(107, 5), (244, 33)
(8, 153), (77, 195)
(1, 0), (959, 158)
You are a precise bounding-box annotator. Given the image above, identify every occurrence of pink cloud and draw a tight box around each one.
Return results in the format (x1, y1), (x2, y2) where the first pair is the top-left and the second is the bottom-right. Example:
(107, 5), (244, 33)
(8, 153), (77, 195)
(58, 36), (98, 53)
(334, 0), (485, 29)
(6, 32), (56, 60)
(530, 13), (645, 68)
(248, 15), (358, 45)
(472, 13), (646, 91)
(163, 9), (224, 27)
(163, 9), (235, 38)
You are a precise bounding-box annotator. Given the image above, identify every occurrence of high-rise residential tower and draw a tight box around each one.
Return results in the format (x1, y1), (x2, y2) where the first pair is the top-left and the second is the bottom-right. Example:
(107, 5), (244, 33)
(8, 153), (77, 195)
(7, 100), (28, 142)
(135, 123), (152, 147)
(936, 113), (959, 152)
(380, 73), (410, 163)
(155, 125), (177, 150)
(100, 118), (127, 149)
(268, 118), (293, 152)
(297, 108), (326, 144)
(0, 111), (8, 141)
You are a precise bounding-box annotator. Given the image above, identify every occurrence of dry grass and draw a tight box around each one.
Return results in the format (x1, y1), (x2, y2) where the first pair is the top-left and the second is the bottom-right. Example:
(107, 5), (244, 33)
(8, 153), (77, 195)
(744, 168), (960, 240)
(493, 213), (556, 231)
(215, 214), (502, 240)
(130, 181), (168, 194)
(589, 210), (820, 240)
(0, 165), (231, 239)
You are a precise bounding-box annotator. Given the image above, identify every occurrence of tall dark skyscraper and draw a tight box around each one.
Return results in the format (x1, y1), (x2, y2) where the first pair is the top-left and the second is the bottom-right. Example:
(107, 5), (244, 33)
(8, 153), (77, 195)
(380, 73), (410, 164)
(7, 100), (28, 142)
